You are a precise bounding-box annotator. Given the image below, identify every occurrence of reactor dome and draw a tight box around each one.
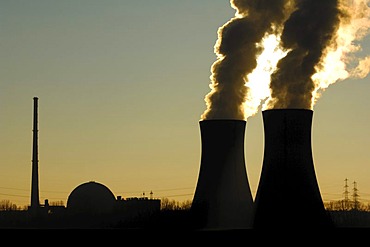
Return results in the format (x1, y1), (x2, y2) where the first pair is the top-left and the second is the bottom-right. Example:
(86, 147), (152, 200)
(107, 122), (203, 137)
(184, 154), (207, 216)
(67, 181), (116, 215)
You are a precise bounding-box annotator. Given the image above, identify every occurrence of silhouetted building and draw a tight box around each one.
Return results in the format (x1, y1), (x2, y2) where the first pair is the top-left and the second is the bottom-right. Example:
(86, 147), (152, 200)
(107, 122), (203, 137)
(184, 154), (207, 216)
(66, 181), (161, 217)
(191, 119), (254, 230)
(116, 196), (161, 218)
(67, 181), (117, 215)
(253, 109), (333, 228)
(65, 181), (160, 227)
(42, 199), (66, 215)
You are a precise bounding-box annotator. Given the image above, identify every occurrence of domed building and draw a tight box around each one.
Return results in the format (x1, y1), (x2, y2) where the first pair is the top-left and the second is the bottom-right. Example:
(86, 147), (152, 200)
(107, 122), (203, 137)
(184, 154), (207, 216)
(67, 181), (116, 215)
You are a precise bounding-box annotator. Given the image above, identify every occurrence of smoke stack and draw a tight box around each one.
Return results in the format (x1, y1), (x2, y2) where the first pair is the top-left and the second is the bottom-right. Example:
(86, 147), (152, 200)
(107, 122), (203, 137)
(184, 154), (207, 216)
(253, 109), (333, 228)
(190, 119), (254, 230)
(30, 97), (40, 213)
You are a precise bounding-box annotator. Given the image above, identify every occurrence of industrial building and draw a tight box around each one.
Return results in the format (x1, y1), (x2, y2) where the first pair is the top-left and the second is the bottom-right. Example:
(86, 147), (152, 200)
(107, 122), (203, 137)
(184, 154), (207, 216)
(26, 97), (160, 228)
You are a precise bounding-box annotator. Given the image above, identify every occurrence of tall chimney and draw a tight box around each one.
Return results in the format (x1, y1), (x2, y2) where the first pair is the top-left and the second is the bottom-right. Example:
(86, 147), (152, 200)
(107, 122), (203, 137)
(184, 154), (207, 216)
(253, 109), (333, 228)
(190, 120), (254, 230)
(30, 97), (40, 213)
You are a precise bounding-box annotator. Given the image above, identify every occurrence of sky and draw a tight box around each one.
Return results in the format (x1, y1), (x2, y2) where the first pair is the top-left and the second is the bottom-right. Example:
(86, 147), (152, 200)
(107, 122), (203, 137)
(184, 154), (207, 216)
(1, 0), (370, 209)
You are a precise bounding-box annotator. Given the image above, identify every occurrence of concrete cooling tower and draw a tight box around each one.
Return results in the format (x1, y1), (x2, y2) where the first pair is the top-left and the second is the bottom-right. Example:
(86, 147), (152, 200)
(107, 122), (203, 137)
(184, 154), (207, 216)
(253, 109), (333, 228)
(190, 119), (254, 230)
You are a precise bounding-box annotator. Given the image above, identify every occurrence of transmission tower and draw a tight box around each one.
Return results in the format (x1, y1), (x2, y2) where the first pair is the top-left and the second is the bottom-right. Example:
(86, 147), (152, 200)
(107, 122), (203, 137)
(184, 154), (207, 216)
(352, 181), (360, 210)
(343, 178), (350, 210)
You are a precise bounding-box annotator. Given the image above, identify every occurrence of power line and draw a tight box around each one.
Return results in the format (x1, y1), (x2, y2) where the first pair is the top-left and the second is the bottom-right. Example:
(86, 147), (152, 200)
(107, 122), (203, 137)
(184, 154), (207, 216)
(157, 193), (194, 198)
(0, 186), (66, 194)
(0, 185), (195, 202)
(0, 192), (29, 198)
(116, 187), (194, 195)
(0, 186), (29, 192)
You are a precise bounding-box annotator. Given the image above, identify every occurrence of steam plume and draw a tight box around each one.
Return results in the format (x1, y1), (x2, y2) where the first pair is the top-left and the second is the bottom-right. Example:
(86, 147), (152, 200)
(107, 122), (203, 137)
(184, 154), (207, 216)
(265, 0), (370, 109)
(201, 0), (292, 120)
(201, 0), (370, 119)
(309, 0), (370, 106)
(266, 0), (342, 109)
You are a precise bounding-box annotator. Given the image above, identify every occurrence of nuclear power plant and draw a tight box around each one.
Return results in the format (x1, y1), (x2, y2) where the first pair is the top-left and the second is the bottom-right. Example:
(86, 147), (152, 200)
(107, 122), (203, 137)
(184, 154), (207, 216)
(23, 97), (161, 228)
(6, 97), (335, 229)
(191, 119), (254, 230)
(253, 109), (333, 228)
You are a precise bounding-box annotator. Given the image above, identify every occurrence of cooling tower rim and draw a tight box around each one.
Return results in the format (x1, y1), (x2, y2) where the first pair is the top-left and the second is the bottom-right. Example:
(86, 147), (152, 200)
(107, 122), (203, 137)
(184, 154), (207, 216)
(262, 108), (313, 113)
(199, 119), (246, 123)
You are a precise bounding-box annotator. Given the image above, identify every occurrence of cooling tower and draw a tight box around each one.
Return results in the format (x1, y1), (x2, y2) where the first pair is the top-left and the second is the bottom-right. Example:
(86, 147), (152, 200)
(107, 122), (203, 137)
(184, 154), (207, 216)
(253, 109), (333, 228)
(190, 119), (254, 230)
